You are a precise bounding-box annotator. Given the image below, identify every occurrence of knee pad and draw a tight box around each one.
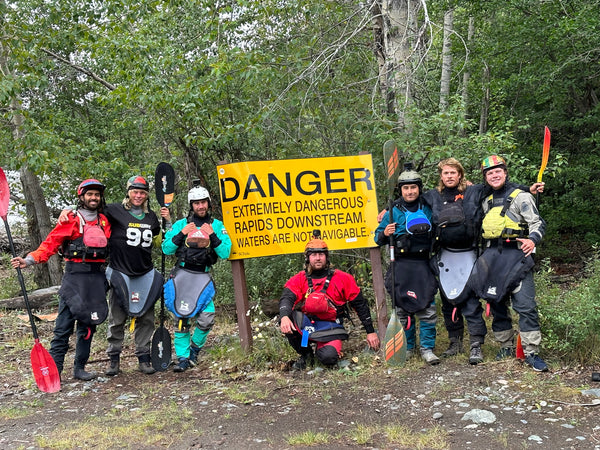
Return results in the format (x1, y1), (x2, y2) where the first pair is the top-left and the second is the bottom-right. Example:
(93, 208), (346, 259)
(196, 311), (215, 331)
(315, 344), (339, 367)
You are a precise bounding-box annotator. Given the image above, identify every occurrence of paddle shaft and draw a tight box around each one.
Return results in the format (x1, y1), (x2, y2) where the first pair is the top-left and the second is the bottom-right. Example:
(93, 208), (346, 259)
(159, 217), (167, 326)
(383, 141), (400, 316)
(2, 218), (40, 340)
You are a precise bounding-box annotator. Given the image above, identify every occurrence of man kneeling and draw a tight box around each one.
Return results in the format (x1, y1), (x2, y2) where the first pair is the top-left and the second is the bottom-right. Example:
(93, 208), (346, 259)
(279, 231), (379, 370)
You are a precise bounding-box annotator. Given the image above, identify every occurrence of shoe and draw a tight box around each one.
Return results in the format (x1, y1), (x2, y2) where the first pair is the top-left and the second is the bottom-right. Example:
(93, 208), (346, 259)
(173, 358), (191, 373)
(420, 348), (440, 365)
(442, 337), (464, 357)
(138, 361), (156, 375)
(189, 345), (201, 366)
(105, 358), (120, 376)
(73, 368), (98, 381)
(469, 343), (484, 365)
(525, 353), (548, 372)
(292, 352), (314, 371)
(496, 347), (516, 360)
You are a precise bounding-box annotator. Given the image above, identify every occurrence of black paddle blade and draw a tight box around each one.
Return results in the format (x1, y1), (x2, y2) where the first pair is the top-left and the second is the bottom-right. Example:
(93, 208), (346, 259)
(151, 326), (172, 371)
(154, 162), (175, 207)
(31, 340), (61, 393)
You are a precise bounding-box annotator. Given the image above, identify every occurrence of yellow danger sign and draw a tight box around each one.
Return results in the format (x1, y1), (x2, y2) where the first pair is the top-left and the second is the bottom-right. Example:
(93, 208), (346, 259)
(217, 155), (379, 260)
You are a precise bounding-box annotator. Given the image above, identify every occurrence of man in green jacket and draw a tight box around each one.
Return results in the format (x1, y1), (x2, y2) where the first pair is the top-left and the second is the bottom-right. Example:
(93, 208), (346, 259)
(162, 185), (231, 373)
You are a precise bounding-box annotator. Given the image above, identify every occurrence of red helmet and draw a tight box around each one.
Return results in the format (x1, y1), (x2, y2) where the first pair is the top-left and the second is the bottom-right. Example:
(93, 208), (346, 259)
(77, 179), (105, 196)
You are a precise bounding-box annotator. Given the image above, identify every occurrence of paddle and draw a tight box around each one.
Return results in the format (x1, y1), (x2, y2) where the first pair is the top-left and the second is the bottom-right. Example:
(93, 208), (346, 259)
(381, 140), (407, 366)
(151, 162), (175, 371)
(0, 167), (60, 393)
(516, 126), (551, 361)
(536, 126), (551, 207)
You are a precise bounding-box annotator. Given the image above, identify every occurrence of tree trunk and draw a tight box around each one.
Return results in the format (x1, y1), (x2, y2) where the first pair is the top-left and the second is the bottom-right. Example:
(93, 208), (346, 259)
(439, 8), (454, 112)
(461, 16), (474, 123)
(20, 167), (63, 287)
(373, 0), (424, 131)
(0, 11), (62, 288)
(479, 63), (490, 135)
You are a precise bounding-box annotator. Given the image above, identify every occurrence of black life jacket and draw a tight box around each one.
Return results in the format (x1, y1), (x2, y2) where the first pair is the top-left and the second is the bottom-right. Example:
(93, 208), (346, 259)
(175, 214), (218, 270)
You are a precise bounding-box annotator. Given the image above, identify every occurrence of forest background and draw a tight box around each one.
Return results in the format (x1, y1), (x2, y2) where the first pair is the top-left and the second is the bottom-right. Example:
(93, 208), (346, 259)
(1, 0), (599, 364)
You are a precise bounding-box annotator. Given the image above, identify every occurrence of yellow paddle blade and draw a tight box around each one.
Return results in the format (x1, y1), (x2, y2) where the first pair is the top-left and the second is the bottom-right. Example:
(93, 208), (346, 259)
(537, 126), (551, 183)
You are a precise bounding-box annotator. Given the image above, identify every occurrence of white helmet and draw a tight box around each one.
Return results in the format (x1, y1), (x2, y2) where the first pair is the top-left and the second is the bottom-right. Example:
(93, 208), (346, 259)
(188, 186), (211, 203)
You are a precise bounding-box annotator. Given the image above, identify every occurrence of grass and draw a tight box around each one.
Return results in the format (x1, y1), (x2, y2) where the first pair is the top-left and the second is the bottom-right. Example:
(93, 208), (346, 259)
(384, 424), (449, 449)
(35, 402), (195, 449)
(0, 406), (34, 420)
(285, 430), (331, 446)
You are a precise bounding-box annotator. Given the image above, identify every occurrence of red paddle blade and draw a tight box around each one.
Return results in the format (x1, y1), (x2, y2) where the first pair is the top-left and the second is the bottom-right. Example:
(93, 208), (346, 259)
(31, 340), (61, 393)
(0, 167), (10, 220)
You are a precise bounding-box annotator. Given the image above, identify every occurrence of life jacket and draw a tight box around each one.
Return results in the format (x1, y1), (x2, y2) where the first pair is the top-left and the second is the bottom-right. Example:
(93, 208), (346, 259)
(61, 212), (108, 261)
(396, 201), (432, 255)
(435, 196), (472, 248)
(176, 216), (218, 270)
(293, 270), (339, 321)
(481, 189), (528, 240)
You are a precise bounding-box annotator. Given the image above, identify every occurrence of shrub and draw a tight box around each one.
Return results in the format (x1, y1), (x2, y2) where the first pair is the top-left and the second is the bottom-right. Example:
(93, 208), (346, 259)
(537, 255), (600, 364)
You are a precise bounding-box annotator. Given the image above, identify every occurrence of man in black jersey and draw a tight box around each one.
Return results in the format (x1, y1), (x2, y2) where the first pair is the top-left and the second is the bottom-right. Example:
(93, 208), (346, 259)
(103, 176), (170, 375)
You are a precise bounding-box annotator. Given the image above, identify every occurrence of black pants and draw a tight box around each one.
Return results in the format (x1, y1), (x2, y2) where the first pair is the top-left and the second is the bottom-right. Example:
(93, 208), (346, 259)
(440, 292), (487, 343)
(49, 298), (96, 374)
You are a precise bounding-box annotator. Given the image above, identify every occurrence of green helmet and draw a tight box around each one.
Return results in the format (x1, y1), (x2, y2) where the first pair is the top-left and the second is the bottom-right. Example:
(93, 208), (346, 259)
(397, 163), (422, 188)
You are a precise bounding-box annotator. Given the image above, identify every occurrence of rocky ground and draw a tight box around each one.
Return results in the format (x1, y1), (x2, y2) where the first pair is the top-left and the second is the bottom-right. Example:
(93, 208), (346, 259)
(1, 311), (600, 450)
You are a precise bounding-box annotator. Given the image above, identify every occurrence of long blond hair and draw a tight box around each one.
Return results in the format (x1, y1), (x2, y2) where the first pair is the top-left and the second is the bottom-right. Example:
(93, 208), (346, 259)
(436, 158), (468, 193)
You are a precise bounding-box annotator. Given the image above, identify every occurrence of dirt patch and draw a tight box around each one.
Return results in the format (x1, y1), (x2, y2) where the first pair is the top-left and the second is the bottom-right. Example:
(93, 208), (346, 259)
(1, 312), (600, 450)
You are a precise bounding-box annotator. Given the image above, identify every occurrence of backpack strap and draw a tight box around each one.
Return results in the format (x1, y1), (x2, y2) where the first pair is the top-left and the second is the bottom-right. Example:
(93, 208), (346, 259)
(500, 188), (520, 217)
(306, 269), (334, 294)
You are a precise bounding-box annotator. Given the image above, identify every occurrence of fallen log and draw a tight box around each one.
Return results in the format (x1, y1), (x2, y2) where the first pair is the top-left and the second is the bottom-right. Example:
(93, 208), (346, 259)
(0, 286), (60, 310)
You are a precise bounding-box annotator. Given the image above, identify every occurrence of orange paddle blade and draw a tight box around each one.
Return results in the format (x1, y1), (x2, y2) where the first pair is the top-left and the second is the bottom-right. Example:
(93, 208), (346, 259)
(385, 330), (406, 361)
(537, 126), (551, 183)
(31, 340), (61, 393)
(516, 334), (525, 360)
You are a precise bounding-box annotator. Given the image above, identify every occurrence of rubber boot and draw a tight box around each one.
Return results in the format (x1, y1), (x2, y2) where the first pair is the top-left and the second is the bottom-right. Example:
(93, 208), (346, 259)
(74, 367), (98, 381)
